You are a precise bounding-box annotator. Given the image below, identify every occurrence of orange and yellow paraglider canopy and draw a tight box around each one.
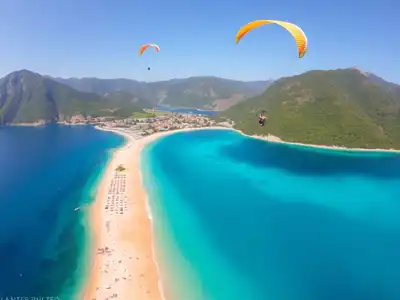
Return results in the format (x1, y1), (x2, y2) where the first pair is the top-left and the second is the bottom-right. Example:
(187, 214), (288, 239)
(235, 20), (308, 58)
(138, 43), (160, 56)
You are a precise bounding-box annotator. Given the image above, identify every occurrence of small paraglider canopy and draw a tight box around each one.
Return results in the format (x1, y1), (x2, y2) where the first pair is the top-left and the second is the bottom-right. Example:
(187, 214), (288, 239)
(139, 43), (159, 72)
(258, 110), (266, 126)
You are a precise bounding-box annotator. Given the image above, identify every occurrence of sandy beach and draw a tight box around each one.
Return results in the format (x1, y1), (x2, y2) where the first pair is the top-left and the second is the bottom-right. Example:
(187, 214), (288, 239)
(84, 129), (165, 300)
(84, 127), (215, 300)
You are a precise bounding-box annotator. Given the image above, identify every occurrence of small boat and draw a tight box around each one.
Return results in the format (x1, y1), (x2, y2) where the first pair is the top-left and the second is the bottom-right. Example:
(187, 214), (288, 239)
(75, 204), (88, 211)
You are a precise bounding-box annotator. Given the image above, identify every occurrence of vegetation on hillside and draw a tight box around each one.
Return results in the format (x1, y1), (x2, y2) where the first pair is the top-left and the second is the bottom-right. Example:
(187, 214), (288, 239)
(0, 70), (147, 124)
(103, 91), (151, 109)
(149, 109), (174, 116)
(225, 69), (400, 149)
(132, 111), (155, 118)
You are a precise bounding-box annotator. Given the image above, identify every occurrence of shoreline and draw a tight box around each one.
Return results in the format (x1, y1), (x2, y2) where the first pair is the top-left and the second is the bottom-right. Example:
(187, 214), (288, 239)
(5, 122), (400, 153)
(241, 132), (400, 153)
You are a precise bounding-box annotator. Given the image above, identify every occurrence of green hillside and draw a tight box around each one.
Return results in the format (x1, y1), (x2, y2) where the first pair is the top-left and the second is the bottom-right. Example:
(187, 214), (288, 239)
(0, 70), (145, 124)
(225, 69), (400, 149)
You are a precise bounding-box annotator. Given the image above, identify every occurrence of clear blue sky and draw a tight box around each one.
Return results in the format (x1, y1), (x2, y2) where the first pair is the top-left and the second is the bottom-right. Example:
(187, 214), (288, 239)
(0, 0), (399, 82)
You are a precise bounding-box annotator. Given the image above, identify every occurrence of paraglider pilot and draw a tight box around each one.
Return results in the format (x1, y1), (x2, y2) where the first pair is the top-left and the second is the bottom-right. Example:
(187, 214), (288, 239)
(258, 111), (266, 127)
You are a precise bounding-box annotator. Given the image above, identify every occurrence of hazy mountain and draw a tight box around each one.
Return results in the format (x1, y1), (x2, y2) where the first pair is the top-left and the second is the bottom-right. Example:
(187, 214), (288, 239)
(364, 72), (400, 94)
(102, 91), (150, 109)
(51, 76), (272, 110)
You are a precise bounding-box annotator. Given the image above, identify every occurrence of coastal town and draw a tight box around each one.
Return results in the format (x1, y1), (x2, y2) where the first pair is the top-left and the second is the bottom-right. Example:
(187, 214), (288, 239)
(65, 110), (234, 138)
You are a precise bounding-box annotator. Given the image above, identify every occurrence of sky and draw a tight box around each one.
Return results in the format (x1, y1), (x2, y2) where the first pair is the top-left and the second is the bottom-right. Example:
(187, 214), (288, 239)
(0, 0), (399, 83)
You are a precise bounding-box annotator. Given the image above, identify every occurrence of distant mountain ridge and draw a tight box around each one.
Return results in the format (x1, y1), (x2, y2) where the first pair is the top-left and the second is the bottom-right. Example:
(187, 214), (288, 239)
(51, 76), (272, 110)
(225, 68), (400, 149)
(364, 72), (400, 94)
(0, 70), (148, 124)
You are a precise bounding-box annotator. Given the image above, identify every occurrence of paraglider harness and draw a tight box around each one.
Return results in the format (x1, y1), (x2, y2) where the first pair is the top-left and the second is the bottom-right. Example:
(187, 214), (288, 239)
(258, 111), (266, 127)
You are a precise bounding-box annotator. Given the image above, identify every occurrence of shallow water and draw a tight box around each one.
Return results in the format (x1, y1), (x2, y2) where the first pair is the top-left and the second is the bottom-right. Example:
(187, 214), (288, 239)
(142, 129), (400, 300)
(155, 105), (218, 116)
(0, 125), (124, 299)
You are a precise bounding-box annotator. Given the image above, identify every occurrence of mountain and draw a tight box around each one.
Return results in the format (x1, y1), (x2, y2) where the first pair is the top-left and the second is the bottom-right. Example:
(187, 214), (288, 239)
(364, 72), (400, 95)
(103, 91), (150, 109)
(0, 70), (147, 124)
(51, 76), (272, 110)
(225, 69), (400, 149)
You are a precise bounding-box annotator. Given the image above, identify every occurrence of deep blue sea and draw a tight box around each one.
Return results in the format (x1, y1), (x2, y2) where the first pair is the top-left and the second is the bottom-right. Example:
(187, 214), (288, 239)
(142, 129), (400, 300)
(0, 125), (124, 299)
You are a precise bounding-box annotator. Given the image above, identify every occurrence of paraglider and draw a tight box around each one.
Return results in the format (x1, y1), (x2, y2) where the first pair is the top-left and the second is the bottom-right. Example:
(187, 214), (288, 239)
(235, 20), (308, 58)
(139, 43), (160, 71)
(258, 110), (266, 127)
(138, 43), (160, 55)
